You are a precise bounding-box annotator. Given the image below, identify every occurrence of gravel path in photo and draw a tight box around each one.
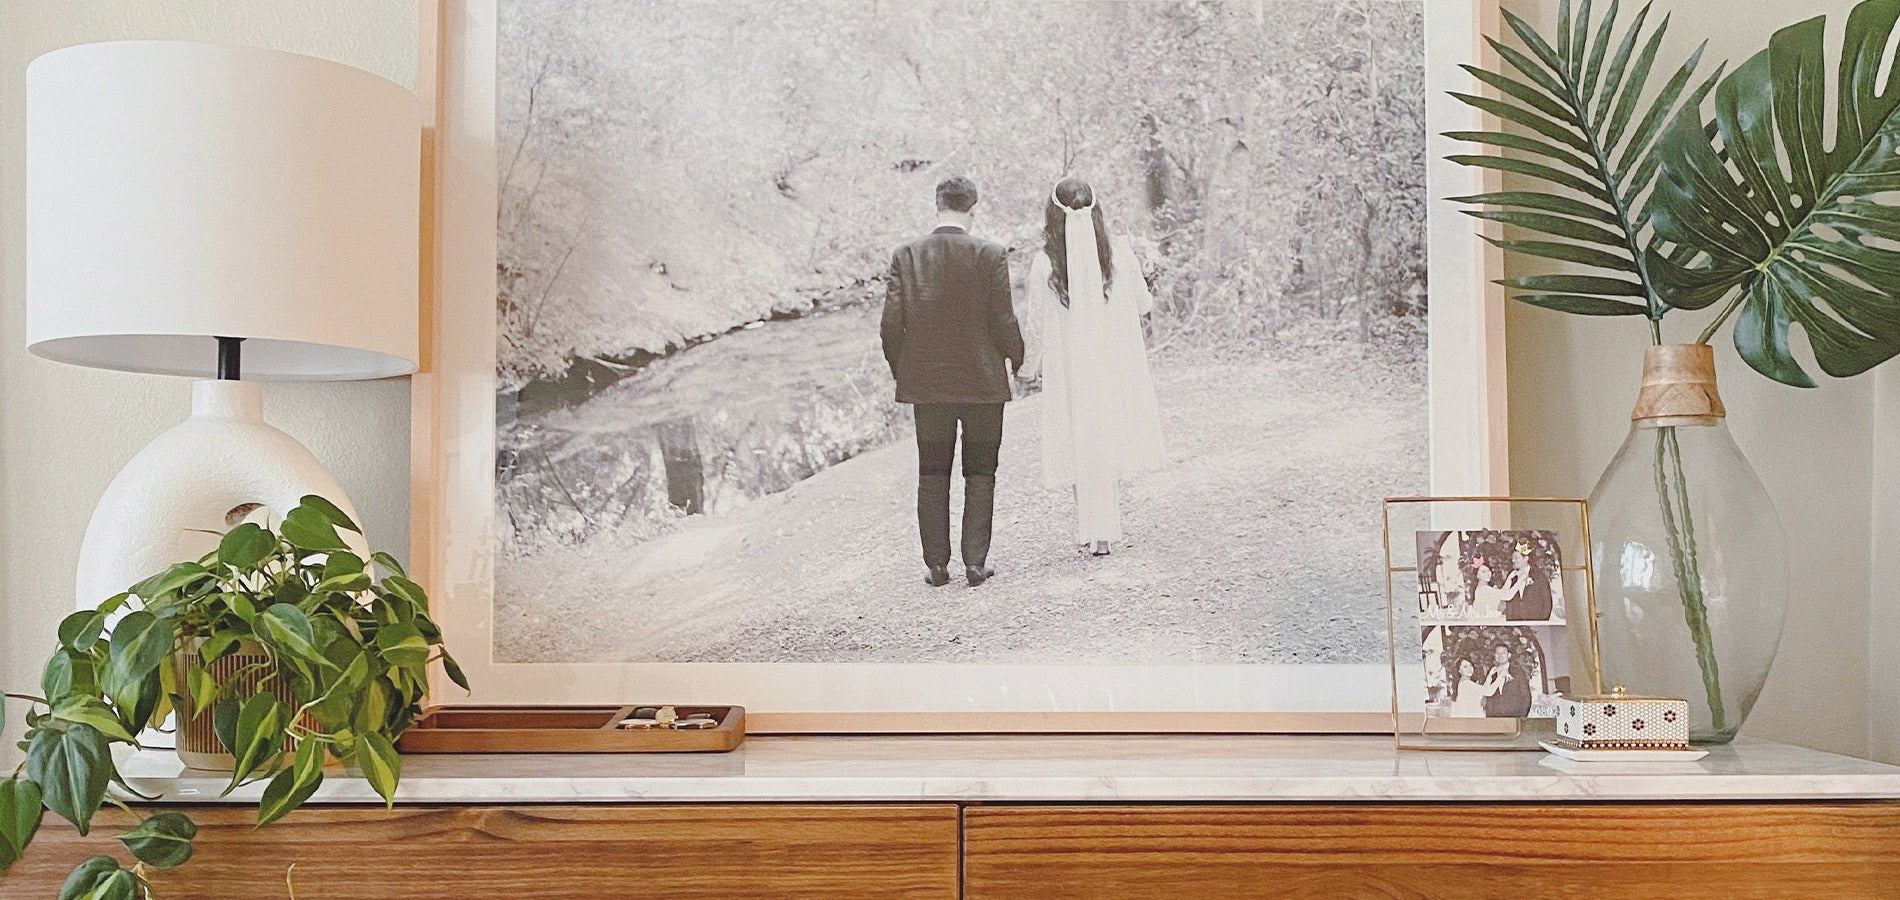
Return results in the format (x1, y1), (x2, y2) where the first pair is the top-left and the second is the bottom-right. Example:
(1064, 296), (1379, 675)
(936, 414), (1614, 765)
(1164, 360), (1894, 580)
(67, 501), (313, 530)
(495, 350), (1425, 665)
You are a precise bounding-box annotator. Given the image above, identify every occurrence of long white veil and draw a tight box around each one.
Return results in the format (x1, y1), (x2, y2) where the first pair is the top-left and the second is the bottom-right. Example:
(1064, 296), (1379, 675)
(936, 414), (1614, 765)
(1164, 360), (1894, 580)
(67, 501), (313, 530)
(1037, 181), (1165, 541)
(1055, 186), (1105, 306)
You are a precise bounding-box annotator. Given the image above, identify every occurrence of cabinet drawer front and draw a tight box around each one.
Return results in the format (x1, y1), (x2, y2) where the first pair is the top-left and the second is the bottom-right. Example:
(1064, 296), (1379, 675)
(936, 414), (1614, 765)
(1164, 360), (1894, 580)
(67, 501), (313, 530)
(964, 803), (1900, 899)
(5, 804), (960, 899)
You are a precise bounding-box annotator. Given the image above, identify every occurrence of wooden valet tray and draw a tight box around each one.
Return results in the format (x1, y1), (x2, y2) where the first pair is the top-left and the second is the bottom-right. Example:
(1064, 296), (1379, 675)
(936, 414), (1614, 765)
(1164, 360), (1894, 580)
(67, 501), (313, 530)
(397, 705), (745, 753)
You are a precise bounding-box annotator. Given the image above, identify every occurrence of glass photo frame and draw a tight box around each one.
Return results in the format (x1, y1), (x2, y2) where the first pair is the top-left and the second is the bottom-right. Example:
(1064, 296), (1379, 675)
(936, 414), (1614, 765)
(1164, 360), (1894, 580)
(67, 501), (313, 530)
(1384, 497), (1602, 750)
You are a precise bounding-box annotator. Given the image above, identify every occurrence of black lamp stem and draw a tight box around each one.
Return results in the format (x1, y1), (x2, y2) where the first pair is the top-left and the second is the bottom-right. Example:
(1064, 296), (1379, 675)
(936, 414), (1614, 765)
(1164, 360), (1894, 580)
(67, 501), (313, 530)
(216, 336), (244, 381)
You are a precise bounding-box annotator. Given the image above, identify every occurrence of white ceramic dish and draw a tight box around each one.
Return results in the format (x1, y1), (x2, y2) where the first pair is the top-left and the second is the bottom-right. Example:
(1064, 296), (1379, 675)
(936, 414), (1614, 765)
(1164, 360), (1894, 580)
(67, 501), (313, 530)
(1539, 741), (1709, 762)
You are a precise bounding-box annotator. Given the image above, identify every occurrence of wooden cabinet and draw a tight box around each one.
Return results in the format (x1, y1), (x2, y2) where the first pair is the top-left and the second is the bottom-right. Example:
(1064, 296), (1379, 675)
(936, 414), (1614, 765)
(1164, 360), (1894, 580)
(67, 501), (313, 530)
(8, 801), (1900, 898)
(962, 803), (1900, 899)
(7, 805), (960, 899)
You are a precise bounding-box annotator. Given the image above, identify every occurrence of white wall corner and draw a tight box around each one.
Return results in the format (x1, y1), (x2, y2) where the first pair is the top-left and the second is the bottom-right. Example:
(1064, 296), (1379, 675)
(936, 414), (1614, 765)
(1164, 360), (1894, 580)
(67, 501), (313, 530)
(1872, 364), (1900, 764)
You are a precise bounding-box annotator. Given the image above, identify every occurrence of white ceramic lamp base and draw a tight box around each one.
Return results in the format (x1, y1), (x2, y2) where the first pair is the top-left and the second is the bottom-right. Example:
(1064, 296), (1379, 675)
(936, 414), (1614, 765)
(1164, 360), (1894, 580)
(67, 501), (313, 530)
(74, 379), (367, 609)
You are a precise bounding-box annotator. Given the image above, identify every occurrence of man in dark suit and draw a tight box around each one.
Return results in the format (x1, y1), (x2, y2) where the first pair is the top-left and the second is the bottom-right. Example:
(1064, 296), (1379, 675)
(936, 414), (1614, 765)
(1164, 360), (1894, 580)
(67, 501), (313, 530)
(1481, 643), (1534, 718)
(1503, 547), (1555, 621)
(880, 175), (1026, 588)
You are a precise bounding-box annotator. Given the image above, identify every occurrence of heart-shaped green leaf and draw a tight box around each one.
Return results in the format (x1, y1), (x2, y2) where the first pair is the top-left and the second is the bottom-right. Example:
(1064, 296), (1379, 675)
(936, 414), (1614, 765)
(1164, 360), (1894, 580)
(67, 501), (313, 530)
(102, 611), (170, 702)
(385, 668), (424, 708)
(369, 552), (406, 579)
(257, 604), (328, 666)
(223, 592), (258, 625)
(212, 697), (241, 756)
(217, 523), (277, 572)
(335, 652), (372, 695)
(129, 562), (208, 602)
(57, 611), (106, 653)
(374, 624), (430, 668)
(380, 575), (429, 614)
(355, 732), (401, 808)
(0, 778), (45, 870)
(101, 665), (161, 746)
(49, 698), (138, 744)
(279, 505), (348, 552)
(312, 572), (372, 597)
(322, 551), (365, 581)
(297, 494), (361, 534)
(185, 665), (218, 720)
(57, 855), (139, 900)
(26, 724), (112, 835)
(225, 694), (288, 794)
(118, 810), (197, 869)
(257, 739), (326, 827)
(197, 631), (242, 666)
(440, 652), (471, 693)
(42, 651), (98, 703)
(353, 678), (395, 736)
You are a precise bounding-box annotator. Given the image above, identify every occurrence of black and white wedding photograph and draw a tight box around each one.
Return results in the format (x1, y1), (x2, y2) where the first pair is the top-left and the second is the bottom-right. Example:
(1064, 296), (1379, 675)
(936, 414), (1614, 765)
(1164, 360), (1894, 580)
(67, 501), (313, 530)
(491, 0), (1430, 666)
(1415, 529), (1566, 625)
(1421, 624), (1569, 720)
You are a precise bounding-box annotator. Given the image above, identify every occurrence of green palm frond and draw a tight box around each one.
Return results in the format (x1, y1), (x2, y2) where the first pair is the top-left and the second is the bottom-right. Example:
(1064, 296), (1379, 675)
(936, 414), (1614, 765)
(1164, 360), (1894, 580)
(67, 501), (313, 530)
(1648, 0), (1900, 387)
(1447, 0), (1721, 319)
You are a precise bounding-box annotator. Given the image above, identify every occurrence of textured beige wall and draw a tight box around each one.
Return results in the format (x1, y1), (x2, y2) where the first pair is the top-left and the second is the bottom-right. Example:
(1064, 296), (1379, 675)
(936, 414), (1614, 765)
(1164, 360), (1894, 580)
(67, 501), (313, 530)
(1500, 0), (1878, 757)
(0, 1), (417, 756)
(0, 0), (1888, 762)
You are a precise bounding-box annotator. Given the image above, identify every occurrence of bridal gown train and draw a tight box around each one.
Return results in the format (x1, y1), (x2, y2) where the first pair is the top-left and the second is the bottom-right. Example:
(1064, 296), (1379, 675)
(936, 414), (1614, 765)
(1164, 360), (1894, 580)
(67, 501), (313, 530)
(1028, 234), (1165, 544)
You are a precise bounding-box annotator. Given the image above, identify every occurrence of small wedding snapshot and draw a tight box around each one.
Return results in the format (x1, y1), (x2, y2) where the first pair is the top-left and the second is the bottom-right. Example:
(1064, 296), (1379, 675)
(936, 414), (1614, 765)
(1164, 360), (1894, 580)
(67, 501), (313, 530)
(1421, 624), (1570, 720)
(492, 0), (1429, 666)
(1414, 529), (1567, 625)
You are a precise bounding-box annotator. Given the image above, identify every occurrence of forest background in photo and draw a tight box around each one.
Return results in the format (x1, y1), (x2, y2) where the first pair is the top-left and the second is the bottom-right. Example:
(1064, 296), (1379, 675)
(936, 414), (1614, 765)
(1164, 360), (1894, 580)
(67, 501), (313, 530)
(491, 0), (1429, 666)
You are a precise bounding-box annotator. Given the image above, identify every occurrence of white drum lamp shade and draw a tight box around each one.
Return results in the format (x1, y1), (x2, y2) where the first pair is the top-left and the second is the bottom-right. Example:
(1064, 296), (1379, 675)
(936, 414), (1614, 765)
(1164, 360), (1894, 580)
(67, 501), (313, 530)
(24, 41), (421, 610)
(26, 41), (419, 379)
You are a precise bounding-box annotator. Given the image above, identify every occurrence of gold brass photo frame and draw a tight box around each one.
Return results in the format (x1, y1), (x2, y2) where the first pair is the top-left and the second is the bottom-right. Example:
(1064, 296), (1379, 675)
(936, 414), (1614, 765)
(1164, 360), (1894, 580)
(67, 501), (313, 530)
(1384, 496), (1602, 750)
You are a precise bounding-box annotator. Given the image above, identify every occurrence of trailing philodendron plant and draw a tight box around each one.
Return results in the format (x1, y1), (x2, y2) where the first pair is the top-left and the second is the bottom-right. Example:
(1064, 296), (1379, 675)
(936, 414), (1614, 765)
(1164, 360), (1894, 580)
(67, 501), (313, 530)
(1451, 0), (1900, 730)
(0, 496), (466, 898)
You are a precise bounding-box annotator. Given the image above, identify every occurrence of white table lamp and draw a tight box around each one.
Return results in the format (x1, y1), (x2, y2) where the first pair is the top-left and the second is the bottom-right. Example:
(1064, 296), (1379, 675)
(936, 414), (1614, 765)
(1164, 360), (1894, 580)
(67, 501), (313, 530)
(25, 41), (420, 607)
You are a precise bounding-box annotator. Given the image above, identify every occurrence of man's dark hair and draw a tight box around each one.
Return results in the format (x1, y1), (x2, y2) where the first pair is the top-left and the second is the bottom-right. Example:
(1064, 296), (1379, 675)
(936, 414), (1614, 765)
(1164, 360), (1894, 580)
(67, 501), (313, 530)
(935, 175), (979, 213)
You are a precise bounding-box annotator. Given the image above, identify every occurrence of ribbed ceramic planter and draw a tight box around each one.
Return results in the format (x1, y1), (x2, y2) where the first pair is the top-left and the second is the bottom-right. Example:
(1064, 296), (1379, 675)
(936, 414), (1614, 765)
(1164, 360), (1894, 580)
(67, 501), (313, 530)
(173, 639), (307, 771)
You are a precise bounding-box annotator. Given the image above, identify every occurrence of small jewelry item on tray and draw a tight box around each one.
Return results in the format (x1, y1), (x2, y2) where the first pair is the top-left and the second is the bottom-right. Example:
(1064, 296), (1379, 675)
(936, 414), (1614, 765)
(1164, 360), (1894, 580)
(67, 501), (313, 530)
(615, 705), (721, 730)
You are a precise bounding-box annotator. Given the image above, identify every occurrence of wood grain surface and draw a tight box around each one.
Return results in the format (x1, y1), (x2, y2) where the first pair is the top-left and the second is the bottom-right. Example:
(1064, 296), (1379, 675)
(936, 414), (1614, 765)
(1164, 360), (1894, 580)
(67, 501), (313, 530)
(12, 801), (1899, 898)
(963, 803), (1900, 899)
(4, 804), (958, 899)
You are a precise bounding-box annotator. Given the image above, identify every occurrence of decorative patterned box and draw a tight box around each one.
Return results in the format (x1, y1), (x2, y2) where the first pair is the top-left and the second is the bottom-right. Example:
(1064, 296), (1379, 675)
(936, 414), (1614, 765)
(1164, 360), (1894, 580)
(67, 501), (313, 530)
(1553, 687), (1692, 750)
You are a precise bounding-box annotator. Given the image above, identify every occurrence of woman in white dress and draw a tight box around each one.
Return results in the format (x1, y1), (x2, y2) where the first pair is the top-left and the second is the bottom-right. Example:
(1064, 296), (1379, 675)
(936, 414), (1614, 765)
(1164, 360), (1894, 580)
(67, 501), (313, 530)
(1021, 177), (1165, 555)
(1469, 560), (1509, 619)
(1448, 657), (1488, 717)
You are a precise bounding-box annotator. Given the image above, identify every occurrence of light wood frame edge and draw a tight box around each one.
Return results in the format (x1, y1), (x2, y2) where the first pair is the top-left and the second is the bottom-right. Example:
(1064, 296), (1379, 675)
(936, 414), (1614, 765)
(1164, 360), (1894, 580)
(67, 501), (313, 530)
(408, 0), (1509, 735)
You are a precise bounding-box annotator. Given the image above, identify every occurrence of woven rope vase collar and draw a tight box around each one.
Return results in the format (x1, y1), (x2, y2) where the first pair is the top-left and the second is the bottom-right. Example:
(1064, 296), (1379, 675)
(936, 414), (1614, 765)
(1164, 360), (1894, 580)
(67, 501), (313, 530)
(1632, 344), (1726, 428)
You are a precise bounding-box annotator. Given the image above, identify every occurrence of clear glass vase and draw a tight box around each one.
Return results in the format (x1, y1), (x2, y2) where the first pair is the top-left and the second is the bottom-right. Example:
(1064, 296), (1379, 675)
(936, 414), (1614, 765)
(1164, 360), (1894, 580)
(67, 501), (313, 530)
(1587, 345), (1788, 743)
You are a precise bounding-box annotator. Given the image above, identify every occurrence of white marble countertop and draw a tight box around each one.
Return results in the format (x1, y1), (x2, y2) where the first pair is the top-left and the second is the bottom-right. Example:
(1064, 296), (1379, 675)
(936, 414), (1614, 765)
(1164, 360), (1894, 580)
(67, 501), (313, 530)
(118, 735), (1900, 805)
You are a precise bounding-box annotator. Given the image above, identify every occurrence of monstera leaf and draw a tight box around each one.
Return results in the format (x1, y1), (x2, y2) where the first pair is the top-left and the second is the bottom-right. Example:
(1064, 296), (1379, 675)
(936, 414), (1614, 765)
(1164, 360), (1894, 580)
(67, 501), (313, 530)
(1448, 0), (1721, 318)
(1650, 0), (1900, 386)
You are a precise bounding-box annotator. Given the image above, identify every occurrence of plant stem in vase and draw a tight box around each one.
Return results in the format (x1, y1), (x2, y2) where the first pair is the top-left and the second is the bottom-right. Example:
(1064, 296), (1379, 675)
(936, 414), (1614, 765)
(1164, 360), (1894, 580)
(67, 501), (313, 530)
(1651, 424), (1722, 732)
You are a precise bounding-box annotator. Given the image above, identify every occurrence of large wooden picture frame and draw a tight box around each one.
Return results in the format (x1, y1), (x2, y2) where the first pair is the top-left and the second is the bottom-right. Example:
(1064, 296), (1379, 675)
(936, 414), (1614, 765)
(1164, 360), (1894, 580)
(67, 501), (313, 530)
(411, 0), (1507, 732)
